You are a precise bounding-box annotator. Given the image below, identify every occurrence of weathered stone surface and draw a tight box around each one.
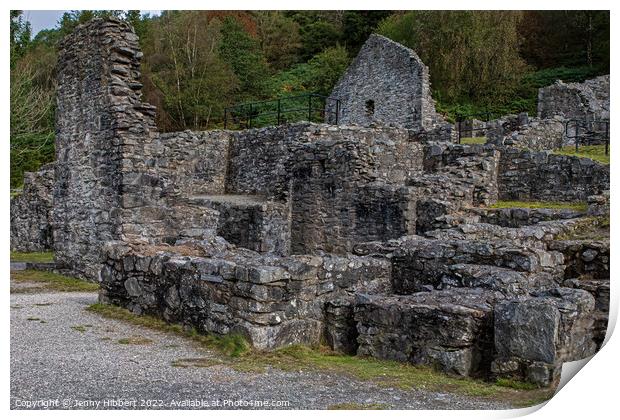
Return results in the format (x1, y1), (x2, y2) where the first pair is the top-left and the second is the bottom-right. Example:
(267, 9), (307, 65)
(99, 242), (391, 350)
(326, 34), (447, 131)
(486, 113), (565, 151)
(538, 75), (610, 120)
(493, 288), (597, 385)
(10, 163), (54, 252)
(390, 236), (564, 294)
(549, 239), (609, 279)
(497, 147), (609, 202)
(355, 290), (496, 376)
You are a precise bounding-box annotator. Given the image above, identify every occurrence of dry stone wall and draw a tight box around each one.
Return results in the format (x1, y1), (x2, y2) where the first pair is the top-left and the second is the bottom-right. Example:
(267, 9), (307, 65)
(538, 75), (610, 120)
(10, 164), (55, 252)
(497, 147), (610, 202)
(486, 114), (565, 151)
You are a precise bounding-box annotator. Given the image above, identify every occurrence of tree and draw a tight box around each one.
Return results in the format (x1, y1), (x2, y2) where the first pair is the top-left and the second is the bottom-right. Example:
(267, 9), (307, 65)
(255, 11), (302, 71)
(10, 60), (55, 187)
(10, 11), (31, 63)
(141, 11), (238, 130)
(219, 16), (269, 100)
(378, 11), (527, 107)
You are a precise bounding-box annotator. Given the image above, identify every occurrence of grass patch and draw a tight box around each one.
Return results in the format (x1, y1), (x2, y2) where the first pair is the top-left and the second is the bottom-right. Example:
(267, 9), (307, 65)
(553, 145), (610, 165)
(27, 317), (41, 321)
(71, 325), (90, 333)
(496, 378), (539, 390)
(490, 200), (587, 212)
(10, 251), (55, 263)
(87, 303), (249, 357)
(10, 270), (99, 293)
(87, 303), (554, 408)
(460, 137), (487, 145)
(118, 336), (154, 345)
(328, 402), (389, 410)
(555, 215), (610, 241)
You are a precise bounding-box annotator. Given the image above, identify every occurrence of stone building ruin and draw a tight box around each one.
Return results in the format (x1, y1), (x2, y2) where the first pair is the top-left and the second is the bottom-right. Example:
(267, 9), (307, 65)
(11, 18), (610, 387)
(326, 34), (447, 131)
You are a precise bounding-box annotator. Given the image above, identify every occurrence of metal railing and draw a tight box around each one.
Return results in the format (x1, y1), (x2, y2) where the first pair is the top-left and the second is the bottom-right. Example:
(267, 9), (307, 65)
(224, 93), (340, 130)
(564, 118), (609, 155)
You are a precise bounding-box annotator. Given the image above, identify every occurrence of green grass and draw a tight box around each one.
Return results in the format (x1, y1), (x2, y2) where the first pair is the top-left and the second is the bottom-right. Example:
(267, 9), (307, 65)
(10, 270), (99, 292)
(87, 303), (554, 407)
(496, 378), (539, 390)
(71, 325), (90, 333)
(460, 136), (487, 145)
(10, 251), (55, 263)
(490, 200), (587, 212)
(87, 303), (249, 357)
(553, 145), (610, 165)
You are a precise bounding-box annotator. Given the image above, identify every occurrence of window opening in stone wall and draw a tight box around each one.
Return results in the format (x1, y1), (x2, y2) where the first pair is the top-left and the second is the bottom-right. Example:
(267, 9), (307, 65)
(365, 99), (375, 115)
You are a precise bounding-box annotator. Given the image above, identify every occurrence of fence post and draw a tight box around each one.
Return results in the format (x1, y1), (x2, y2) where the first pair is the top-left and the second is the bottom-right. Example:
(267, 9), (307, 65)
(605, 122), (609, 156)
(224, 108), (228, 129)
(456, 114), (462, 144)
(335, 100), (339, 125)
(308, 95), (312, 122)
(277, 99), (281, 125)
(575, 123), (579, 153)
(248, 103), (252, 129)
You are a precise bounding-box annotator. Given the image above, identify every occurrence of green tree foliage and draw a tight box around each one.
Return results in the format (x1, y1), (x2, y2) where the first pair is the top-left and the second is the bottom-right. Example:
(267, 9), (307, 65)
(10, 60), (55, 187)
(219, 16), (270, 100)
(255, 11), (302, 72)
(141, 11), (238, 130)
(518, 11), (609, 71)
(378, 11), (527, 109)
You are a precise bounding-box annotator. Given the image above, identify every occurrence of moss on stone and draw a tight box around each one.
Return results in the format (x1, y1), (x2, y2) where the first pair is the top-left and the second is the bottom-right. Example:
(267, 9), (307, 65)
(490, 200), (587, 211)
(553, 145), (610, 165)
(11, 270), (99, 292)
(10, 251), (55, 263)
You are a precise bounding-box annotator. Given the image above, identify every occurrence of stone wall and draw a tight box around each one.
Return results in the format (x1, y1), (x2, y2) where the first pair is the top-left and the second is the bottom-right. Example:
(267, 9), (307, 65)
(150, 130), (231, 198)
(486, 113), (565, 151)
(227, 124), (424, 254)
(10, 163), (55, 252)
(326, 34), (445, 130)
(52, 18), (221, 278)
(99, 241), (391, 350)
(538, 75), (610, 120)
(497, 147), (610, 202)
(53, 18), (136, 279)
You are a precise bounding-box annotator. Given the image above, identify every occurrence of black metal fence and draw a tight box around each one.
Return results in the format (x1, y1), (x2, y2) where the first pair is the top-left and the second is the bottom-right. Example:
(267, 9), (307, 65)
(564, 119), (610, 155)
(224, 93), (340, 129)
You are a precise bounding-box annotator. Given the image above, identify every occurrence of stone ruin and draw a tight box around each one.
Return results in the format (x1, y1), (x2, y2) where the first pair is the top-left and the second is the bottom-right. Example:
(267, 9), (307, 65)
(486, 75), (610, 151)
(326, 34), (448, 131)
(10, 18), (610, 387)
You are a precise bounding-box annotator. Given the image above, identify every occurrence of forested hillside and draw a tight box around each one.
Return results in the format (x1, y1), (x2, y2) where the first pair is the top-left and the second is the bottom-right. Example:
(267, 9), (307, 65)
(10, 10), (609, 187)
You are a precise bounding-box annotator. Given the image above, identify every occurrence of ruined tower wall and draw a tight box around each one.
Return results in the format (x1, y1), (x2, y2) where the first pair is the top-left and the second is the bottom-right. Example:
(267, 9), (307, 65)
(326, 34), (444, 130)
(53, 19), (130, 279)
(53, 18), (218, 279)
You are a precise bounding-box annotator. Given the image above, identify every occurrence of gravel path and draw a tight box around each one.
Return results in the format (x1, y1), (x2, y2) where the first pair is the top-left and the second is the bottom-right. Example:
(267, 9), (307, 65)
(10, 285), (513, 410)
